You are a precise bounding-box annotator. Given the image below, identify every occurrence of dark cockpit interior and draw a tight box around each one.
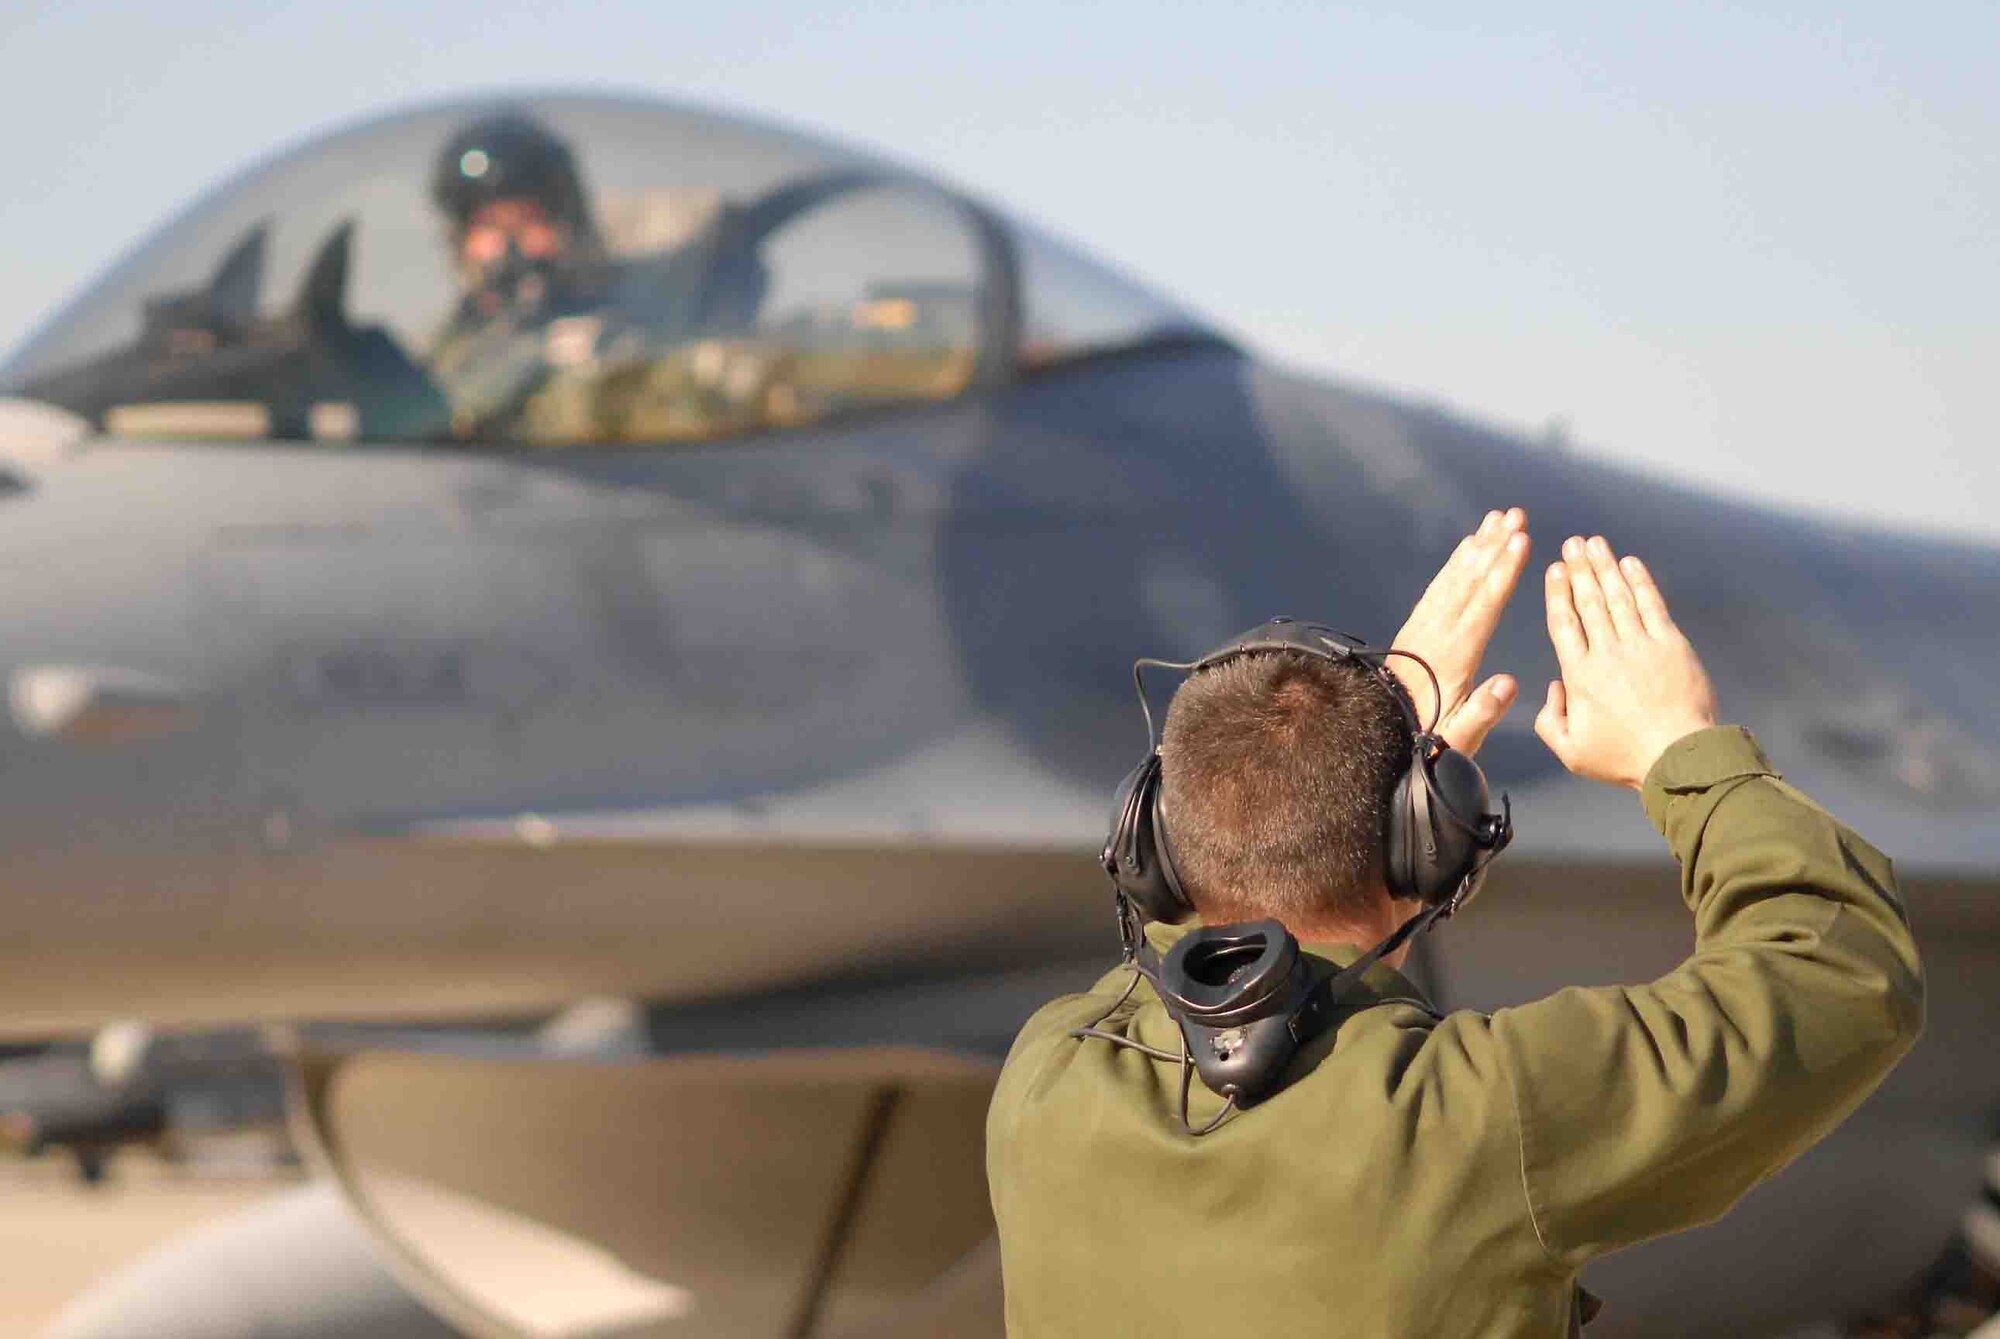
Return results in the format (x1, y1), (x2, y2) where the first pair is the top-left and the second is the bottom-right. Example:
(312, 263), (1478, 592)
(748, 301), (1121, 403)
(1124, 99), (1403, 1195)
(0, 95), (1215, 450)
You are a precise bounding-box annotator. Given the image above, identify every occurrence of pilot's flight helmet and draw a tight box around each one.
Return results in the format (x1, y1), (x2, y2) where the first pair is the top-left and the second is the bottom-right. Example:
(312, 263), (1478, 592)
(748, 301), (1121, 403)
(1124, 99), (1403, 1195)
(432, 112), (593, 236)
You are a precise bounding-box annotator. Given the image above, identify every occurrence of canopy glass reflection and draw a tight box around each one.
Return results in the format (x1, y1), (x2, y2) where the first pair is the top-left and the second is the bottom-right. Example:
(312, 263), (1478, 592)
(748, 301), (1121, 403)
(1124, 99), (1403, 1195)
(0, 95), (1211, 449)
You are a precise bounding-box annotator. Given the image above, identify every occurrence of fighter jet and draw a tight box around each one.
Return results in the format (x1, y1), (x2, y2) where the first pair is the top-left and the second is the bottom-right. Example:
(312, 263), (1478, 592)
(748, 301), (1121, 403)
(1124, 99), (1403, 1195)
(1, 92), (1995, 1337)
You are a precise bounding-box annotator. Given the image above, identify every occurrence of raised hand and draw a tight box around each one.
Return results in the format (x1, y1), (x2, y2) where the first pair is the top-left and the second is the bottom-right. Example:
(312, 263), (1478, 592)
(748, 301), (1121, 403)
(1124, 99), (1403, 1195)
(1535, 536), (1719, 789)
(1389, 507), (1532, 756)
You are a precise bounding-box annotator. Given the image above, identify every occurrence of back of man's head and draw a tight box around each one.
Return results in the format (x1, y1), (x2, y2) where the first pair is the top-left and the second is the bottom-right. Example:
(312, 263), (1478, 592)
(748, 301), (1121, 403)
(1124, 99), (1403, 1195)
(1159, 650), (1411, 926)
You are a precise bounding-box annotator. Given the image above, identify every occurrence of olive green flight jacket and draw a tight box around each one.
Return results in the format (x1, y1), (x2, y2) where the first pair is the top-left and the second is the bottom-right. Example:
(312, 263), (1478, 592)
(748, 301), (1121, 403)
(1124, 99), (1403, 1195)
(986, 727), (1925, 1336)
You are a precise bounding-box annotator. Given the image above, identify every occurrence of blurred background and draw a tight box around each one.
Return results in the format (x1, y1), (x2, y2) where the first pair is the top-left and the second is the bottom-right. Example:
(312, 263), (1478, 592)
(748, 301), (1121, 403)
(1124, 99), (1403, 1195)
(0, 2), (1992, 1331)
(3, 0), (1993, 539)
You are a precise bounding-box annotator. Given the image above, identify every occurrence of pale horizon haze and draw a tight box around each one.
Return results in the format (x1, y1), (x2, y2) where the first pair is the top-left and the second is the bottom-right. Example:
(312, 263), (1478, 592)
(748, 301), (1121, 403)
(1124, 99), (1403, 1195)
(2, 2), (1992, 540)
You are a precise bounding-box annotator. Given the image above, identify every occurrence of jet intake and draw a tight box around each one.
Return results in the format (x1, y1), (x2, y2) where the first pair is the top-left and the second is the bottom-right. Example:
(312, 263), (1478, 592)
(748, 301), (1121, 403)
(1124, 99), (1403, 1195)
(291, 1046), (1004, 1338)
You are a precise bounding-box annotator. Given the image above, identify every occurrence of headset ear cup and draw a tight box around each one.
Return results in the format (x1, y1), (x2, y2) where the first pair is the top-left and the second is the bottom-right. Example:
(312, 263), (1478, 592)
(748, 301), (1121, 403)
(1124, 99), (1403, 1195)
(1102, 753), (1194, 924)
(1407, 759), (1443, 903)
(1390, 749), (1486, 905)
(1385, 765), (1418, 902)
(1147, 769), (1192, 919)
(1417, 748), (1497, 903)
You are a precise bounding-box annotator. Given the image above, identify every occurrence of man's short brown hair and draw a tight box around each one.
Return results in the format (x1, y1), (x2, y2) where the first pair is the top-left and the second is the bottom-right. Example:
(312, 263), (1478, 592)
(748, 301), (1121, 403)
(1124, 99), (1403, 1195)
(1159, 651), (1411, 924)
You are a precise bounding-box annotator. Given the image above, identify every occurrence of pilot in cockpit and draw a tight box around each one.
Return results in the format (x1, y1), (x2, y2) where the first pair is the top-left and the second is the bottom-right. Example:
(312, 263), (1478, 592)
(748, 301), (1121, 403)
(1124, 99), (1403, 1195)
(427, 111), (613, 438)
(424, 106), (842, 447)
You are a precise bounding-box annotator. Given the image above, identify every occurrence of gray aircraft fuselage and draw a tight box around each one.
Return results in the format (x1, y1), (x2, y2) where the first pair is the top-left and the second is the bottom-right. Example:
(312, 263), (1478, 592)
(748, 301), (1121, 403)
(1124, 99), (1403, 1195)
(2, 344), (1992, 1030)
(4, 91), (1997, 1338)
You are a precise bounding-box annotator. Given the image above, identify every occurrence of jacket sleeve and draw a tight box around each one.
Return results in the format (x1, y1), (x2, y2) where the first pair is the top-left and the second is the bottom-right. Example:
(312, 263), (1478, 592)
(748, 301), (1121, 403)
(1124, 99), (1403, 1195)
(1485, 726), (1924, 1266)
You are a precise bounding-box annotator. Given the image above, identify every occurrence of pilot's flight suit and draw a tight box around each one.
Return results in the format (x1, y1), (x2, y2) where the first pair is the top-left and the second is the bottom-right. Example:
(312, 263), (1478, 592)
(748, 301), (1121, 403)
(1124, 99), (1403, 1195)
(986, 727), (1924, 1336)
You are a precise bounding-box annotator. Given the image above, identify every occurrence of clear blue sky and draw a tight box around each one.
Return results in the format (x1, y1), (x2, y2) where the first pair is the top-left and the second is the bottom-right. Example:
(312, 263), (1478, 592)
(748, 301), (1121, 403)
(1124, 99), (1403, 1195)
(2, 1), (1992, 538)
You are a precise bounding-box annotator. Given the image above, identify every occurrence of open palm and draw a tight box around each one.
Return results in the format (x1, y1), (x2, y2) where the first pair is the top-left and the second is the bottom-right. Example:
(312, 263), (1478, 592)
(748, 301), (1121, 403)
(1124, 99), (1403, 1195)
(1389, 507), (1532, 756)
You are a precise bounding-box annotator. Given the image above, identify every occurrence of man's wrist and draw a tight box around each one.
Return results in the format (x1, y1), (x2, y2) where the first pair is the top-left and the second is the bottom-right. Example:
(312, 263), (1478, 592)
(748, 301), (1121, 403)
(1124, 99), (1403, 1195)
(1633, 720), (1721, 790)
(1640, 725), (1779, 834)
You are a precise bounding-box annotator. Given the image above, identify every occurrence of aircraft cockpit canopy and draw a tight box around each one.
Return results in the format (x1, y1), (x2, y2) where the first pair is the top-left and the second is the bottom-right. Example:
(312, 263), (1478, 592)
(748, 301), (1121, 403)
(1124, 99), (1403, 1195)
(0, 95), (1215, 449)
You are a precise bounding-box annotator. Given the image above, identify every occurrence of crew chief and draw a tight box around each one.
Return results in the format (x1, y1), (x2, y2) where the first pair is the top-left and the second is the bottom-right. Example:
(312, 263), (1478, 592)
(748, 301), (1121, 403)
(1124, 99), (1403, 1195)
(986, 510), (1924, 1335)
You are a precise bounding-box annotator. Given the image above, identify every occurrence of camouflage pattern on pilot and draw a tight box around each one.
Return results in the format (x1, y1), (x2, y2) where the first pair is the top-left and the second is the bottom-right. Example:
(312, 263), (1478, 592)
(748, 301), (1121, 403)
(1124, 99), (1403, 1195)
(427, 111), (614, 442)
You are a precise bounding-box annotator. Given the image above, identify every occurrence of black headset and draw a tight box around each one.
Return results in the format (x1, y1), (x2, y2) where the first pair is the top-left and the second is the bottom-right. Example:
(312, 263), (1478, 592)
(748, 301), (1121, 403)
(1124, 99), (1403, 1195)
(1079, 618), (1514, 1127)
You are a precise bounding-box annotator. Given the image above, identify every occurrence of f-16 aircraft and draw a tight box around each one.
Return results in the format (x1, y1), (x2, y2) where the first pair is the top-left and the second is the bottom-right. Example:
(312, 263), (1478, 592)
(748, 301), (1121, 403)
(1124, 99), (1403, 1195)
(1, 92), (1996, 1338)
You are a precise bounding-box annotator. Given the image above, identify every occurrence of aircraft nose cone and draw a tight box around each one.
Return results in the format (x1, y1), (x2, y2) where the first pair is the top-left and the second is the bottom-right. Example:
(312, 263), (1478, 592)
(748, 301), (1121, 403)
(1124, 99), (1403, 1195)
(7, 665), (201, 747)
(0, 398), (88, 481)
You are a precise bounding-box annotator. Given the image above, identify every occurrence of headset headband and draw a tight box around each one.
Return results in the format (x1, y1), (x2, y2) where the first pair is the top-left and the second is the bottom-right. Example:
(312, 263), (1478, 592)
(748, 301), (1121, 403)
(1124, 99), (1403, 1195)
(1130, 617), (1438, 760)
